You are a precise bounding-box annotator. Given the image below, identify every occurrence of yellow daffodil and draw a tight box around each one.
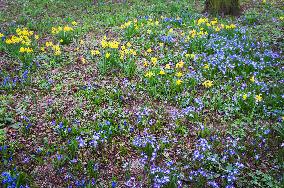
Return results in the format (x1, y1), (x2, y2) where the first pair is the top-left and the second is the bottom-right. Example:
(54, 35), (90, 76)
(54, 50), (61, 56)
(145, 71), (154, 78)
(34, 35), (39, 40)
(202, 80), (213, 88)
(143, 61), (149, 67)
(101, 40), (108, 48)
(105, 52), (111, 59)
(255, 94), (262, 102)
(204, 64), (209, 69)
(0, 33), (4, 38)
(71, 21), (77, 26)
(165, 64), (171, 69)
(151, 57), (158, 65)
(242, 94), (247, 100)
(176, 79), (182, 85)
(250, 76), (255, 83)
(215, 27), (221, 32)
(81, 57), (86, 64)
(176, 61), (184, 68)
(63, 26), (73, 32)
(91, 50), (100, 56)
(159, 70), (165, 75)
(147, 48), (152, 53)
(109, 41), (120, 49)
(175, 72), (183, 77)
(26, 47), (33, 53)
(19, 47), (25, 53)
(46, 41), (53, 47)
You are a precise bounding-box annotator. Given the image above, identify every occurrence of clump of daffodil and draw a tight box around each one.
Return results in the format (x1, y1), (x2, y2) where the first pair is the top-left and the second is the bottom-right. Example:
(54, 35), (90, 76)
(52, 25), (75, 45)
(255, 94), (263, 102)
(19, 47), (33, 53)
(120, 21), (132, 29)
(202, 80), (213, 88)
(5, 28), (34, 45)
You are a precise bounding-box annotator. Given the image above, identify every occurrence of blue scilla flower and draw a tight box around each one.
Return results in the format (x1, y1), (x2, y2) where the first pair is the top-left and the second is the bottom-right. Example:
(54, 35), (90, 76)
(111, 181), (117, 188)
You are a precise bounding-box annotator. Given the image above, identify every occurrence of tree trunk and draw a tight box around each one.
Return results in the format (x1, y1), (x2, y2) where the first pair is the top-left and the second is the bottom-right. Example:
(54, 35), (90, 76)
(205, 0), (240, 16)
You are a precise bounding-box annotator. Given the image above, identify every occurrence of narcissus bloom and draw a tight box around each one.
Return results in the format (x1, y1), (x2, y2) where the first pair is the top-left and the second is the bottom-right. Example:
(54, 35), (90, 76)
(175, 72), (183, 77)
(176, 79), (182, 85)
(91, 50), (100, 56)
(147, 48), (152, 53)
(165, 64), (171, 69)
(255, 94), (262, 102)
(101, 40), (108, 48)
(159, 70), (165, 75)
(151, 57), (158, 65)
(109, 41), (119, 49)
(45, 41), (53, 47)
(105, 53), (111, 59)
(202, 80), (213, 88)
(242, 94), (247, 100)
(204, 64), (209, 69)
(143, 61), (149, 67)
(71, 21), (77, 26)
(145, 71), (154, 78)
(176, 61), (184, 68)
(19, 47), (25, 53)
